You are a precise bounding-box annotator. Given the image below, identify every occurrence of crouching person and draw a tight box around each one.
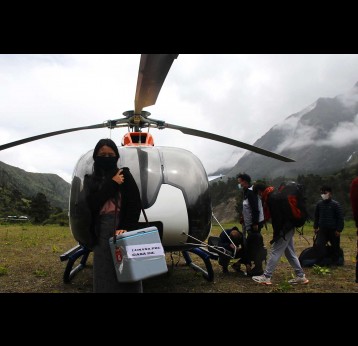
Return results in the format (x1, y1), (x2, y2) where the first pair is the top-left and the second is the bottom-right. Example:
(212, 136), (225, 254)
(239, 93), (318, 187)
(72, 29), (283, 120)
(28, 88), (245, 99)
(217, 226), (250, 274)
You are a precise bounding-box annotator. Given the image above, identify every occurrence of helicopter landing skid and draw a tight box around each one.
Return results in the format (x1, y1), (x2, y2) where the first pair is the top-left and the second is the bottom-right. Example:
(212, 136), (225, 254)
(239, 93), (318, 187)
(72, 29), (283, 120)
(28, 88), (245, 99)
(182, 247), (219, 282)
(60, 244), (91, 283)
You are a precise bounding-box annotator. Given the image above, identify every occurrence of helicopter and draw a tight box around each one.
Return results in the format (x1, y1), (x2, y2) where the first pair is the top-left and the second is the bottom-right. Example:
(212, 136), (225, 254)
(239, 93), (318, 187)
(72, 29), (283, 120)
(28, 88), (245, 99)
(0, 54), (294, 282)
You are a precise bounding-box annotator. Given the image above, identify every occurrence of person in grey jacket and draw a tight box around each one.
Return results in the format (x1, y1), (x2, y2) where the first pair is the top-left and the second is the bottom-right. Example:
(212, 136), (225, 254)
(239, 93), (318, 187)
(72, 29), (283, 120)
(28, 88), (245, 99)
(237, 173), (266, 276)
(314, 185), (344, 265)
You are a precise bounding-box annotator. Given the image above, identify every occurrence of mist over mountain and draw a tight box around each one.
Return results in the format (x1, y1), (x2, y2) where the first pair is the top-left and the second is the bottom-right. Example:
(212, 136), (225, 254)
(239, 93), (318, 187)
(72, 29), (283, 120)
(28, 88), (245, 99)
(226, 82), (358, 180)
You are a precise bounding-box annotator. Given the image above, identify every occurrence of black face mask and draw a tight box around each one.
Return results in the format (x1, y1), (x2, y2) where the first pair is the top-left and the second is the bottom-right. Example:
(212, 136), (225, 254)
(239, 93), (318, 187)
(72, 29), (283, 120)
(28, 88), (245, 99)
(94, 156), (118, 171)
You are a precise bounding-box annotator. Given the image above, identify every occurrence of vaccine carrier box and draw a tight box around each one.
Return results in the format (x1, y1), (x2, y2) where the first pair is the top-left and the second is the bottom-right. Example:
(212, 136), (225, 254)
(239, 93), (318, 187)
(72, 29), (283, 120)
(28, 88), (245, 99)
(109, 226), (168, 282)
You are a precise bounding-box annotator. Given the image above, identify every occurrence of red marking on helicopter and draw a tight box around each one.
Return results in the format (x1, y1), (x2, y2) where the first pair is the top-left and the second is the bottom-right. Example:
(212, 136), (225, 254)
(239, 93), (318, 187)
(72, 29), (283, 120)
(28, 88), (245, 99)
(121, 132), (154, 147)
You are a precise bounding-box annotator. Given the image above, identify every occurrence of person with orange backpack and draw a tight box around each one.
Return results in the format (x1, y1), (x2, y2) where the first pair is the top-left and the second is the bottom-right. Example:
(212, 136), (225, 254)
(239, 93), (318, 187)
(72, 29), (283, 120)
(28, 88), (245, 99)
(251, 182), (309, 286)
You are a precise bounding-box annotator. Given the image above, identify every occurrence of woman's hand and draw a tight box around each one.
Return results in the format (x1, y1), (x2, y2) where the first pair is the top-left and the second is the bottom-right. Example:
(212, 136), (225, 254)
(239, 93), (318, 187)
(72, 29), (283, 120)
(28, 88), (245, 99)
(112, 169), (124, 185)
(115, 229), (127, 235)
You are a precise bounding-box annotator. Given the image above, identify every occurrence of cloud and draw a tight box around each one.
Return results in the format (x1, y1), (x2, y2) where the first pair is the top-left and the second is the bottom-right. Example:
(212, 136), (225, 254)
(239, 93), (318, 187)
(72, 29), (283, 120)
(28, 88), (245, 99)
(1, 54), (358, 183)
(320, 114), (358, 147)
(337, 86), (358, 110)
(275, 112), (358, 152)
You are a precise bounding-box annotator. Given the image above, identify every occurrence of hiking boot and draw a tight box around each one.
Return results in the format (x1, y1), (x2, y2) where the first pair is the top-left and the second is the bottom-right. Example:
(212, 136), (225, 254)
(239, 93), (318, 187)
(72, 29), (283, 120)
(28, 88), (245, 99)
(231, 261), (246, 275)
(288, 275), (309, 285)
(245, 264), (252, 273)
(232, 261), (241, 272)
(236, 269), (247, 276)
(222, 267), (229, 274)
(246, 267), (264, 277)
(252, 274), (272, 285)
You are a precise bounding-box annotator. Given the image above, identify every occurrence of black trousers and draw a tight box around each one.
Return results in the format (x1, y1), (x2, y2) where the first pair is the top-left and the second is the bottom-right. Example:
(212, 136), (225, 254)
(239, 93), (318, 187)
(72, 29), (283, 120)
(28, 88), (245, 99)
(246, 224), (265, 268)
(316, 228), (341, 263)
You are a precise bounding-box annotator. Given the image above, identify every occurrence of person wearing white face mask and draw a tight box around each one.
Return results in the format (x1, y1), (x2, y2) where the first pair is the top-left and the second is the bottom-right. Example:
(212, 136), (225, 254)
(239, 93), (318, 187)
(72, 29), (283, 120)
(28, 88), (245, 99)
(237, 173), (266, 276)
(313, 185), (344, 265)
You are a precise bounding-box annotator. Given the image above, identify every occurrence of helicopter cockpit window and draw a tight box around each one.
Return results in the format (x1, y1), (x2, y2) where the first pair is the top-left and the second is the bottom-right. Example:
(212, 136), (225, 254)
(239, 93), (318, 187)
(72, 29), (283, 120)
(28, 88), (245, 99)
(131, 133), (147, 143)
(118, 147), (162, 208)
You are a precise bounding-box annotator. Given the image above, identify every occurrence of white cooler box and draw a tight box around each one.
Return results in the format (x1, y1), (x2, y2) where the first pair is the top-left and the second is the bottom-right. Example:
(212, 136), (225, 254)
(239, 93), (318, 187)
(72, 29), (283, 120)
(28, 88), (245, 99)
(109, 226), (168, 282)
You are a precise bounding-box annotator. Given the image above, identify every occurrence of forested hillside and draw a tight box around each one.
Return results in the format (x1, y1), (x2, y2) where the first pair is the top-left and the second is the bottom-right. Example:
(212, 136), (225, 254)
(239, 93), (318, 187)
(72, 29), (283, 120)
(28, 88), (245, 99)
(1, 160), (357, 226)
(0, 161), (70, 211)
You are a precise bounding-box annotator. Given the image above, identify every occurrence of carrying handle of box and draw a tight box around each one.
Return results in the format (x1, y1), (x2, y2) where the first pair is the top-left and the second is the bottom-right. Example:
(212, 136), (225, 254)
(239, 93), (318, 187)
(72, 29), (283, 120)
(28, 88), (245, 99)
(141, 201), (149, 225)
(112, 197), (150, 245)
(112, 198), (119, 244)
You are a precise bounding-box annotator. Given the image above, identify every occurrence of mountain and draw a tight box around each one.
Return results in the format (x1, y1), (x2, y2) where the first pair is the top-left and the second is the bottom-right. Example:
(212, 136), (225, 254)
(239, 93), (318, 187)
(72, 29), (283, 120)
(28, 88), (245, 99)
(0, 161), (70, 210)
(226, 82), (358, 180)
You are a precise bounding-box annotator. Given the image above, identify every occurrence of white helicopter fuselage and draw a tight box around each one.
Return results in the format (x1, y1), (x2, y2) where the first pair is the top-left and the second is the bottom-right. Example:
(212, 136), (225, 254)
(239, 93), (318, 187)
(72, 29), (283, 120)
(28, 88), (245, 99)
(69, 146), (212, 251)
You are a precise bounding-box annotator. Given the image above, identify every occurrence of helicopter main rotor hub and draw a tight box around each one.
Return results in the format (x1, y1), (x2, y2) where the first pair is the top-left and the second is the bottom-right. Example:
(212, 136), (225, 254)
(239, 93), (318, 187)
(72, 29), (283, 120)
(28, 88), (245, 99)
(122, 110), (151, 118)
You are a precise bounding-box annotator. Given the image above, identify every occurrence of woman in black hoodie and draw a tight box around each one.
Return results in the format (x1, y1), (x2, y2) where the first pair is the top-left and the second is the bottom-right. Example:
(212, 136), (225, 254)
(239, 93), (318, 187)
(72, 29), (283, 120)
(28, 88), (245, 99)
(84, 138), (142, 293)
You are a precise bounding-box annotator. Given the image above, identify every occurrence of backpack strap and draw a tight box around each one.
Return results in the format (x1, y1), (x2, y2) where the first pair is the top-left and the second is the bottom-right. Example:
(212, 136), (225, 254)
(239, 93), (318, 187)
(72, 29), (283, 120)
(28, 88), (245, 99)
(112, 195), (149, 245)
(312, 233), (317, 246)
(112, 194), (119, 245)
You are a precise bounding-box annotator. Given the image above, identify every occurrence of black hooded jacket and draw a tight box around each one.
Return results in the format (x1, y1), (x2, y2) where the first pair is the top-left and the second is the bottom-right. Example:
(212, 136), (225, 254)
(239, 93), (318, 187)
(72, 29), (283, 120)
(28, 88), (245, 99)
(84, 167), (142, 240)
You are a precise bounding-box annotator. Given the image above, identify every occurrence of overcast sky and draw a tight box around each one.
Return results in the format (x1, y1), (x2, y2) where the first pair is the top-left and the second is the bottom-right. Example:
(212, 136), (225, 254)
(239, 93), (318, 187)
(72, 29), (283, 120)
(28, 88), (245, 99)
(1, 54), (358, 183)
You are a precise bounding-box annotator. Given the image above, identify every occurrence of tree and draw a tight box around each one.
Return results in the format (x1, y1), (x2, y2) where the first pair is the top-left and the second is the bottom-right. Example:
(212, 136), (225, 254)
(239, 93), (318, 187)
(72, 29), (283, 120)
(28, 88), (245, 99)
(29, 192), (51, 224)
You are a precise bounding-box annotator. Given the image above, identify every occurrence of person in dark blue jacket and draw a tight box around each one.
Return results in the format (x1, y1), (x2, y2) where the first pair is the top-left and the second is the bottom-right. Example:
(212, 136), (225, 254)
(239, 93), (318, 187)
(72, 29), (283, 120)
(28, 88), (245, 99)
(217, 226), (249, 274)
(313, 185), (344, 265)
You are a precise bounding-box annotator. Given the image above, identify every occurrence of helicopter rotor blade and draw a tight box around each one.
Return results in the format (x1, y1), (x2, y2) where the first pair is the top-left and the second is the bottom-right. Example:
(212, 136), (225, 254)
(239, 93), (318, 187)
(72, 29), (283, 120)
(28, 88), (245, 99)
(134, 54), (178, 115)
(0, 121), (123, 151)
(165, 123), (295, 162)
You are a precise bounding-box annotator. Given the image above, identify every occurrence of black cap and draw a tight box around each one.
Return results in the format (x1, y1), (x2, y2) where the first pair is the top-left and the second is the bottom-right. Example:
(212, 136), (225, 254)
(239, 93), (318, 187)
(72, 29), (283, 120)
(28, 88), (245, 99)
(321, 185), (332, 193)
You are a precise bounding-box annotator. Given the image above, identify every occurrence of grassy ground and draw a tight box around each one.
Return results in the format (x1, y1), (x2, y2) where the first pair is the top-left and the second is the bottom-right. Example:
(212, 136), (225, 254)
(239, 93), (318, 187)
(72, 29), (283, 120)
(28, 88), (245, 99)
(0, 221), (357, 293)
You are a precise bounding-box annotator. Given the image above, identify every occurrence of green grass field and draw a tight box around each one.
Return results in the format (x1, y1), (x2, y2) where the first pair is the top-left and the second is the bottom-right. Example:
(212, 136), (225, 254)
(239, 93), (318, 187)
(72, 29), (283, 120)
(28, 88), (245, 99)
(0, 221), (357, 293)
